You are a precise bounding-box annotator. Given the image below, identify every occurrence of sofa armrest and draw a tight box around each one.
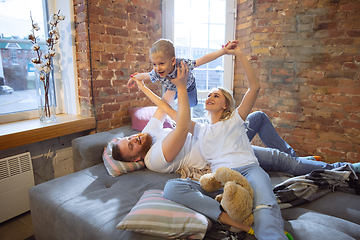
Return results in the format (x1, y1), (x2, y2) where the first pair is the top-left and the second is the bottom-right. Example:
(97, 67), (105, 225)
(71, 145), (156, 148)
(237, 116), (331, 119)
(72, 125), (140, 171)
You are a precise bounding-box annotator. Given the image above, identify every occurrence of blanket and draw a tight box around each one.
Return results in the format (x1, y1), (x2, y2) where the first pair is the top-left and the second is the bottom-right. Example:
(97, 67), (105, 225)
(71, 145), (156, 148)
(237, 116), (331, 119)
(273, 164), (359, 209)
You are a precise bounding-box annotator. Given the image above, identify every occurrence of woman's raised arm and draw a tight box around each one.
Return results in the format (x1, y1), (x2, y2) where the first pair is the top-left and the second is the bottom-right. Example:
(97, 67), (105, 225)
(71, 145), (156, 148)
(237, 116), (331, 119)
(227, 47), (260, 120)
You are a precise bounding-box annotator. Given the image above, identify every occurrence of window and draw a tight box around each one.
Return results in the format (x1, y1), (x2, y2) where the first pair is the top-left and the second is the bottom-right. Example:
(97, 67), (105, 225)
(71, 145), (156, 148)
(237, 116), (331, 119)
(10, 49), (18, 65)
(0, 0), (78, 124)
(162, 0), (236, 120)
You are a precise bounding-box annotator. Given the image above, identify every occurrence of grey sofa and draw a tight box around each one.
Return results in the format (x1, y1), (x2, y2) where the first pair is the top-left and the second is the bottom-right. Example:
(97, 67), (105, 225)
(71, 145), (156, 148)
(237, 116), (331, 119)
(29, 125), (360, 240)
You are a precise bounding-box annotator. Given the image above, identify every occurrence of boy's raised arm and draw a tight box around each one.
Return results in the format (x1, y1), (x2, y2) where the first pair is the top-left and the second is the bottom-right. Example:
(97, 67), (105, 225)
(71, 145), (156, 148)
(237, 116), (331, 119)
(195, 40), (238, 68)
(127, 72), (151, 88)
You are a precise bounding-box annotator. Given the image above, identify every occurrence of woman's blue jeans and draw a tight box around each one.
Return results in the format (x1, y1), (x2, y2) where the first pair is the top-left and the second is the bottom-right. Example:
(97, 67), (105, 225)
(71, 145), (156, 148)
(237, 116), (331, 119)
(246, 111), (297, 157)
(247, 111), (347, 175)
(163, 164), (288, 240)
(252, 146), (346, 176)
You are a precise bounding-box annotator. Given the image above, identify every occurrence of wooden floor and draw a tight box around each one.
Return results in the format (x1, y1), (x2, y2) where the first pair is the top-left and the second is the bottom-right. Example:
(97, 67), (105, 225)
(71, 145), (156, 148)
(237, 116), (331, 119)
(0, 211), (34, 240)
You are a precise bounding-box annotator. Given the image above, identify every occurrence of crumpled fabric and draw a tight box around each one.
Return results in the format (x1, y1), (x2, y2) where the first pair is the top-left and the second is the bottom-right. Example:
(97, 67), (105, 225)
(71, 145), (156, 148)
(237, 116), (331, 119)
(274, 163), (359, 209)
(176, 165), (212, 181)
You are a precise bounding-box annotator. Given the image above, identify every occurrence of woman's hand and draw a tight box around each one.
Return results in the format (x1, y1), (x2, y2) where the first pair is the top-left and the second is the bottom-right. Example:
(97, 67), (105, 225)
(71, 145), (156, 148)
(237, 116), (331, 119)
(127, 73), (145, 90)
(225, 44), (243, 57)
(172, 61), (189, 88)
(223, 40), (239, 54)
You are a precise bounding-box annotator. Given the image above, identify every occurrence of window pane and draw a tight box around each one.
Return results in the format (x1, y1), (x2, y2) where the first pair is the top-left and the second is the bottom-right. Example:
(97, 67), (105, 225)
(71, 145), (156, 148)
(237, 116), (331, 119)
(174, 0), (226, 119)
(210, 0), (226, 24)
(193, 69), (207, 91)
(208, 69), (223, 89)
(0, 0), (46, 40)
(191, 98), (208, 122)
(174, 23), (190, 49)
(190, 0), (209, 24)
(0, 0), (47, 115)
(209, 24), (225, 49)
(190, 23), (208, 48)
(174, 0), (191, 23)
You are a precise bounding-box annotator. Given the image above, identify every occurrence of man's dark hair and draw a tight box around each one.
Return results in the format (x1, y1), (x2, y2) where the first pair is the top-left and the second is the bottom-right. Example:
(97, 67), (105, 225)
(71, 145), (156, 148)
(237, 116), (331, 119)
(111, 143), (123, 161)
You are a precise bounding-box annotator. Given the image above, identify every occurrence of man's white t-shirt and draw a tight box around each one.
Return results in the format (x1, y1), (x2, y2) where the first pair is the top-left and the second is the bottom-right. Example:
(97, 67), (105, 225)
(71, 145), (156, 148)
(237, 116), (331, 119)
(197, 110), (259, 172)
(143, 117), (206, 173)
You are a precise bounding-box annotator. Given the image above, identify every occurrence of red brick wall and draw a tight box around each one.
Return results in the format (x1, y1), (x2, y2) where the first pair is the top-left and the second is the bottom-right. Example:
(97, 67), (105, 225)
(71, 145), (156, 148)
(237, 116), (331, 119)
(236, 0), (360, 163)
(74, 0), (162, 132)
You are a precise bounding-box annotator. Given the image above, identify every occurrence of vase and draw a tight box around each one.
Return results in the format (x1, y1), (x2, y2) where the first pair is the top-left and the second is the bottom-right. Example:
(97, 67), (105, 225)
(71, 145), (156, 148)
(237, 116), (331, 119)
(35, 72), (56, 123)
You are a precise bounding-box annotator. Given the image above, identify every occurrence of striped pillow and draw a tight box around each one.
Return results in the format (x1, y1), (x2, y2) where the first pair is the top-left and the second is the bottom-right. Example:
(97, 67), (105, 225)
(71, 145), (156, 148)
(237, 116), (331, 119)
(117, 190), (210, 239)
(102, 138), (145, 177)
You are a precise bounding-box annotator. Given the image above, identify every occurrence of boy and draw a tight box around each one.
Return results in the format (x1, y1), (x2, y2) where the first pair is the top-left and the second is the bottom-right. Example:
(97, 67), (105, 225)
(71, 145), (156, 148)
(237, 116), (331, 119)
(128, 38), (238, 107)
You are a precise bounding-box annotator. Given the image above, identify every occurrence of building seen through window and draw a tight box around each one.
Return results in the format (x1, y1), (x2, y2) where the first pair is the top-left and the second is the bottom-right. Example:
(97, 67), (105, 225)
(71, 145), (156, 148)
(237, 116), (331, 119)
(0, 40), (40, 93)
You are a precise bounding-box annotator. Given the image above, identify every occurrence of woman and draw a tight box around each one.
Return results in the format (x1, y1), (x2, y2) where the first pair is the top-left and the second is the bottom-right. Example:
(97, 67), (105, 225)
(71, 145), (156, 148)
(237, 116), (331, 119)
(162, 39), (293, 239)
(164, 86), (290, 239)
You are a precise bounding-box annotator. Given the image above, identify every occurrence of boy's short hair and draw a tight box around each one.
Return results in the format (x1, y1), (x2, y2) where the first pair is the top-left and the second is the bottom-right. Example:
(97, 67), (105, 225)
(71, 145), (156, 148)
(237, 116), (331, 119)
(149, 38), (175, 59)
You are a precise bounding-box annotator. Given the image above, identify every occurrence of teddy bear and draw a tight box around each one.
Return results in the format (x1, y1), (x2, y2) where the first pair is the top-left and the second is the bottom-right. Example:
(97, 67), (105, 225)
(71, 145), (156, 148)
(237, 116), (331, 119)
(199, 166), (254, 226)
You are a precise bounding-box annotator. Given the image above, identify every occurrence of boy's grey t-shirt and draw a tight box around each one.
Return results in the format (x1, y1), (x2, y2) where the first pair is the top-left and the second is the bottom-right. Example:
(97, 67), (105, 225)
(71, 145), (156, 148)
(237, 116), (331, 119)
(149, 58), (197, 92)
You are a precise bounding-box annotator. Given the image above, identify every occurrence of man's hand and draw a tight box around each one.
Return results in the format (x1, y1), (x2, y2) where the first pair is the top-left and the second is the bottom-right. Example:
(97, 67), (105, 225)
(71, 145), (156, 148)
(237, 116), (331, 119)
(171, 61), (188, 88)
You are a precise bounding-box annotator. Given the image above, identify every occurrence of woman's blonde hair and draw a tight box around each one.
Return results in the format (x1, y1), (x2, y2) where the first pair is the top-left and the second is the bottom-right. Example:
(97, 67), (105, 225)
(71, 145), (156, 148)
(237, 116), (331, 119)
(149, 39), (175, 59)
(216, 87), (236, 121)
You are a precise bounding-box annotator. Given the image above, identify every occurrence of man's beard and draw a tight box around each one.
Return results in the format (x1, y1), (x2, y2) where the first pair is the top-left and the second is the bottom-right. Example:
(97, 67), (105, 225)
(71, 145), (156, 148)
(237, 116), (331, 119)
(138, 134), (153, 157)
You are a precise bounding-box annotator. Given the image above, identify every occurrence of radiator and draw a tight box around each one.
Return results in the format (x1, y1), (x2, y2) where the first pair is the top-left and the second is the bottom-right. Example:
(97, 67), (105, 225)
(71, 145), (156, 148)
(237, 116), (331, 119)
(0, 152), (35, 223)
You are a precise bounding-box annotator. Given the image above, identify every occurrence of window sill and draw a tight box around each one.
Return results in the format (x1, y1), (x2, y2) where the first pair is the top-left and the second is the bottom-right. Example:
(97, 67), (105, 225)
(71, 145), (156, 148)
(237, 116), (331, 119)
(0, 114), (96, 151)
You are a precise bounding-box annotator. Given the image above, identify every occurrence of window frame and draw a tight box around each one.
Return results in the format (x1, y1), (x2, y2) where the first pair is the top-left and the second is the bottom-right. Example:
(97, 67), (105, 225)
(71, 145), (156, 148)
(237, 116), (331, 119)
(161, 0), (236, 99)
(0, 0), (78, 124)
